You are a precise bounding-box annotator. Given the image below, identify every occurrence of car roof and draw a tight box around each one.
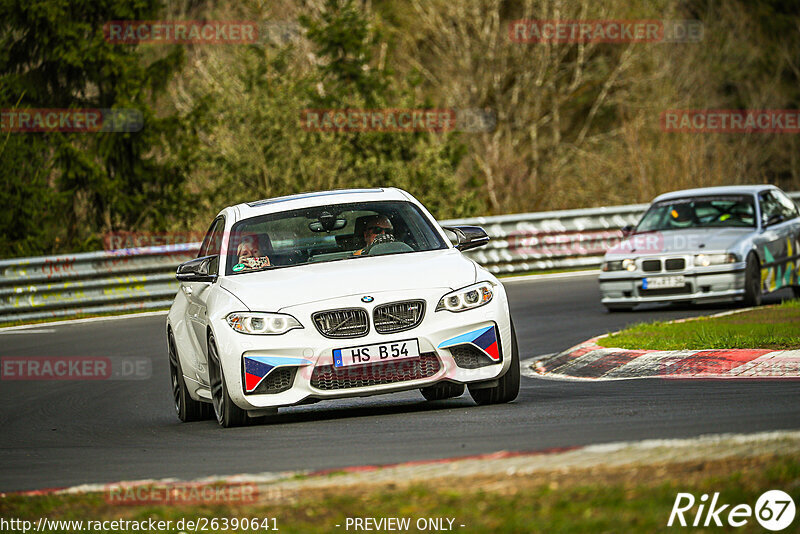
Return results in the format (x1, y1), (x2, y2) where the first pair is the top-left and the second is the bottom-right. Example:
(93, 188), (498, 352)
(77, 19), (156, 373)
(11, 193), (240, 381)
(228, 188), (414, 221)
(652, 185), (776, 203)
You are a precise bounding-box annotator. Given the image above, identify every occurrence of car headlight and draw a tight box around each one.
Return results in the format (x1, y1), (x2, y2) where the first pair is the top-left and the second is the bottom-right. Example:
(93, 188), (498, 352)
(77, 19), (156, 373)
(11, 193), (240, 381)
(226, 312), (303, 335)
(622, 258), (636, 272)
(436, 282), (494, 312)
(694, 253), (739, 267)
(602, 260), (623, 272)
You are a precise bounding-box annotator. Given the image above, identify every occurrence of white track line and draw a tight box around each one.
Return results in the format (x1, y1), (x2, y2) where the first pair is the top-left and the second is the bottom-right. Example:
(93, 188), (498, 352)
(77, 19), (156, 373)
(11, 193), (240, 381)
(500, 270), (599, 283)
(0, 329), (57, 335)
(0, 310), (168, 332)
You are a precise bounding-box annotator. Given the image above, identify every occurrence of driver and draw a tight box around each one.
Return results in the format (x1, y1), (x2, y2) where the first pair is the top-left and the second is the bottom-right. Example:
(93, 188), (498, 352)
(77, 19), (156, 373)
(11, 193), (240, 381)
(668, 204), (695, 228)
(353, 215), (393, 256)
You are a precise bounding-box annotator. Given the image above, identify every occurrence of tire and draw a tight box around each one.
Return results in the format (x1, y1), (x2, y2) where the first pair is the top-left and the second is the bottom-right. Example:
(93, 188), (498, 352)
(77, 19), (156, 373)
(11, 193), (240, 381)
(207, 334), (249, 428)
(168, 331), (213, 422)
(792, 285), (800, 299)
(604, 304), (634, 313)
(468, 322), (520, 406)
(420, 382), (465, 401)
(743, 253), (762, 307)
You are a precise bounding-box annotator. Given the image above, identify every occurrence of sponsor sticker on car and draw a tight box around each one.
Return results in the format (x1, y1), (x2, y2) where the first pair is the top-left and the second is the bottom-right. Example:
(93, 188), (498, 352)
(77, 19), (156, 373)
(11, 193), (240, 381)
(333, 340), (420, 368)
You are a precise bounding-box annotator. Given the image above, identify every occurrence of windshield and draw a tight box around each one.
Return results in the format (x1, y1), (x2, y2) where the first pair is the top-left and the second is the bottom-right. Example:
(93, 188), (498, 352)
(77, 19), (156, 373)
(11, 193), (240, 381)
(225, 201), (448, 275)
(636, 195), (756, 232)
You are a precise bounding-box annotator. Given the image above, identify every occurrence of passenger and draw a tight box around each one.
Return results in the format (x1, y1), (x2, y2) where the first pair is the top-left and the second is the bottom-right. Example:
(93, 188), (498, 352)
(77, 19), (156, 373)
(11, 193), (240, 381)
(353, 215), (394, 256)
(234, 234), (271, 271)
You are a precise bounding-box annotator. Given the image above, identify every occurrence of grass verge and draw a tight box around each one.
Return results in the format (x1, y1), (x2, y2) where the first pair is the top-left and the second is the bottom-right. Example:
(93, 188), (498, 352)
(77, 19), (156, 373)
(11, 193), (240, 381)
(601, 299), (800, 351)
(1, 454), (797, 533)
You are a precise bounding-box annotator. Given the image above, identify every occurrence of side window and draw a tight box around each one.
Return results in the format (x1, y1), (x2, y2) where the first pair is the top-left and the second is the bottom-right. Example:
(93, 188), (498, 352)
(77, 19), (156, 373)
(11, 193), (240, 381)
(759, 192), (781, 226)
(772, 190), (799, 220)
(198, 217), (225, 257)
(760, 191), (797, 226)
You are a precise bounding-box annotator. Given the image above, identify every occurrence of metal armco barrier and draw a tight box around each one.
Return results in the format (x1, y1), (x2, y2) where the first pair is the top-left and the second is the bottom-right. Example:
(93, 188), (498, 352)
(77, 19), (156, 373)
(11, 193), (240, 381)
(444, 202), (648, 274)
(2, 193), (798, 323)
(0, 244), (200, 323)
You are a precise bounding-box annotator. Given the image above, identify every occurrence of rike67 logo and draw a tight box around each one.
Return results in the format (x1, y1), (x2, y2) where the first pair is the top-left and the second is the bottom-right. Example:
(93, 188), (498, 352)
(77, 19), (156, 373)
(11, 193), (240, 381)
(668, 490), (796, 531)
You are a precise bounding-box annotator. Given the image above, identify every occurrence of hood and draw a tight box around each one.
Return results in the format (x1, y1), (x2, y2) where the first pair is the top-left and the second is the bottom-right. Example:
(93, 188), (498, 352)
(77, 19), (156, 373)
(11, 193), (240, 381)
(219, 248), (476, 312)
(608, 227), (753, 257)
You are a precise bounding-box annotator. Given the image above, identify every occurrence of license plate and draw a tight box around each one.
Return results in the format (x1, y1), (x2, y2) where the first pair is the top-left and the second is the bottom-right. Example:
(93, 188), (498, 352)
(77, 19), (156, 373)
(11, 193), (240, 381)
(642, 275), (685, 289)
(333, 339), (420, 368)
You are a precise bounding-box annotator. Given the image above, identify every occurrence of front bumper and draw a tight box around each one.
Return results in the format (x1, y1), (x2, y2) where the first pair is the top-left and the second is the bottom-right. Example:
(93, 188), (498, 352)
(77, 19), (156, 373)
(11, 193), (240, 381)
(599, 263), (746, 306)
(210, 286), (512, 410)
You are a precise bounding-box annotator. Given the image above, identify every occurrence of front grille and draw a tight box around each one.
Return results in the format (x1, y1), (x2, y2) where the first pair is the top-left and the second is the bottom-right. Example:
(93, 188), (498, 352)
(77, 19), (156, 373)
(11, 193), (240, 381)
(313, 308), (369, 338)
(665, 258), (685, 271)
(373, 300), (425, 334)
(449, 345), (498, 369)
(642, 259), (662, 272)
(311, 353), (440, 390)
(247, 368), (296, 395)
(640, 284), (691, 296)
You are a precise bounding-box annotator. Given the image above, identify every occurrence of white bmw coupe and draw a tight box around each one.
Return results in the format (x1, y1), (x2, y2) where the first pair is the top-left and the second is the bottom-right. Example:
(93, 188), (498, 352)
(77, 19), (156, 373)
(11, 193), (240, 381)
(167, 188), (519, 427)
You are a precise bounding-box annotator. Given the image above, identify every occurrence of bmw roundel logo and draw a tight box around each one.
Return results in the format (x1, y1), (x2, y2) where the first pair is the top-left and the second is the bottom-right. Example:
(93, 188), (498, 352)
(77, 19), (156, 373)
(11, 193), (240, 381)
(361, 296), (374, 303)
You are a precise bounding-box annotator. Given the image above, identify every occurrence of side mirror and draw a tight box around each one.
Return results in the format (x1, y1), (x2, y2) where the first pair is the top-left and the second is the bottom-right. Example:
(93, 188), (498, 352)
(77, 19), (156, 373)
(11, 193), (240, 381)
(621, 224), (635, 237)
(442, 225), (490, 251)
(177, 255), (218, 283)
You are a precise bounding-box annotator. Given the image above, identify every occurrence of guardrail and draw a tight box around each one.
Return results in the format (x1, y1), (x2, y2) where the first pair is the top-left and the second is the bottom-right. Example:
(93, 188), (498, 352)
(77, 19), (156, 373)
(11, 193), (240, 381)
(444, 202), (648, 274)
(2, 193), (798, 323)
(0, 244), (200, 323)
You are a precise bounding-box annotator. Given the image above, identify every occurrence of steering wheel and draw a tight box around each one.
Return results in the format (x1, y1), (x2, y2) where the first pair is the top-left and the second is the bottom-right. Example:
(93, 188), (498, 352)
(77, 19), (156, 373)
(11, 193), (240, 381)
(364, 234), (414, 255)
(365, 233), (396, 254)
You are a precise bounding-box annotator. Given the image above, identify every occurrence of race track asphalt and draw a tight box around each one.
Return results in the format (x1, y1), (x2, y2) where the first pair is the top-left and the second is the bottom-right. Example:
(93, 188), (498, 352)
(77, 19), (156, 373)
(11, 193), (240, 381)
(1, 272), (797, 491)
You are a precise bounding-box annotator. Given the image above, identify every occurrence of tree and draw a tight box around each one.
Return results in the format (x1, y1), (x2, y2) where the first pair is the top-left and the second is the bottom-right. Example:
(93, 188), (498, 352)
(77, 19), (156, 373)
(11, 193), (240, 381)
(183, 0), (484, 220)
(0, 0), (199, 256)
